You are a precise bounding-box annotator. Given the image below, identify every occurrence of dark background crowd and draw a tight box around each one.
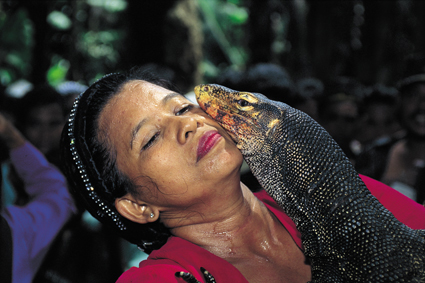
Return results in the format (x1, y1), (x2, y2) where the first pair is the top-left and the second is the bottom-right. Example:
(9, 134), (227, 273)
(0, 1), (424, 282)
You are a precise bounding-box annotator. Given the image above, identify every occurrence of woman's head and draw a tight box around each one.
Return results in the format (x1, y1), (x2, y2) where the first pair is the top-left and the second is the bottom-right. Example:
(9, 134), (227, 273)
(61, 67), (176, 253)
(61, 67), (243, 253)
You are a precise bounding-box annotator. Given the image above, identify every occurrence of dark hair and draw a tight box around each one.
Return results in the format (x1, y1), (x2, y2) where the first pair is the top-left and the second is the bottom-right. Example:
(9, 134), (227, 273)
(60, 67), (175, 253)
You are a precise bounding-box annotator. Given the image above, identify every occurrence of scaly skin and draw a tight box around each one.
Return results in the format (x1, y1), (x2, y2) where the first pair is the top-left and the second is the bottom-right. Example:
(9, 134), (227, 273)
(194, 84), (425, 283)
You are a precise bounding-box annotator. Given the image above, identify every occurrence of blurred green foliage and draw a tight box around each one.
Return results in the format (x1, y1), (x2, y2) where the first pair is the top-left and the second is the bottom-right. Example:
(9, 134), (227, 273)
(1, 0), (423, 90)
(0, 0), (127, 88)
(199, 0), (249, 79)
(0, 0), (251, 88)
(47, 56), (70, 87)
(0, 8), (33, 85)
(47, 11), (72, 30)
(80, 30), (124, 64)
(87, 0), (127, 13)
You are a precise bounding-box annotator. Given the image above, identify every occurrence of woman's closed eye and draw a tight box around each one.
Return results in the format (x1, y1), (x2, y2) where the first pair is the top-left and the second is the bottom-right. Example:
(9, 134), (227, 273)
(176, 104), (193, 116)
(142, 132), (160, 151)
(141, 104), (194, 151)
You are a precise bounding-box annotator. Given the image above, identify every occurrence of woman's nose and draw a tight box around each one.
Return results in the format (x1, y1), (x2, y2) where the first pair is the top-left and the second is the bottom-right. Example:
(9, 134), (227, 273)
(176, 115), (204, 144)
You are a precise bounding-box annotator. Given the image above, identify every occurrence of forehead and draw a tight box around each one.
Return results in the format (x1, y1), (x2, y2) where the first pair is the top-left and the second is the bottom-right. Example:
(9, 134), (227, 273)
(99, 80), (167, 124)
(120, 80), (166, 99)
(97, 80), (185, 140)
(102, 80), (173, 114)
(118, 79), (187, 103)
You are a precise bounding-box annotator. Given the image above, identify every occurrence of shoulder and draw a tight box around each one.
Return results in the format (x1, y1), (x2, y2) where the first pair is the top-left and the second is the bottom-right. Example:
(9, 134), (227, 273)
(117, 237), (249, 283)
(360, 174), (425, 229)
(117, 242), (198, 283)
(254, 189), (274, 203)
(10, 142), (45, 164)
(116, 263), (187, 283)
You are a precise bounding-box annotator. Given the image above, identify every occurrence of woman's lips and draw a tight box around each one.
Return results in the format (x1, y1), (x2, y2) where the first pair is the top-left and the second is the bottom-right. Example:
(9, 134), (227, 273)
(197, 130), (223, 162)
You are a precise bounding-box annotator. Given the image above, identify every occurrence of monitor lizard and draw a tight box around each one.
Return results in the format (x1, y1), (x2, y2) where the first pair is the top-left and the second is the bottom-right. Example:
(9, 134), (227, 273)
(193, 83), (425, 282)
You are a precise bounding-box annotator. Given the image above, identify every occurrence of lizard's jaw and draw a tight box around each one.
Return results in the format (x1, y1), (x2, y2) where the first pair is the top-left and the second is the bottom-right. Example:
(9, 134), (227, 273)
(216, 122), (240, 144)
(195, 93), (248, 147)
(197, 103), (242, 144)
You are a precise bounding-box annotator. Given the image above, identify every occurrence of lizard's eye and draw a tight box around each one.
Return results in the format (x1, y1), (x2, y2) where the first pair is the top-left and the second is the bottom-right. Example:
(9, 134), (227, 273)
(237, 99), (251, 107)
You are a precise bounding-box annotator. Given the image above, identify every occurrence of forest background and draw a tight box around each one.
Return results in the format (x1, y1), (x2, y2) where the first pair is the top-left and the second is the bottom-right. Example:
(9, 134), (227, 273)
(0, 0), (425, 94)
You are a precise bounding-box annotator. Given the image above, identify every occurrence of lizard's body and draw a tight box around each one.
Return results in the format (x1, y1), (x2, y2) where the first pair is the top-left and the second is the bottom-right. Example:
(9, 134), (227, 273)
(194, 84), (425, 282)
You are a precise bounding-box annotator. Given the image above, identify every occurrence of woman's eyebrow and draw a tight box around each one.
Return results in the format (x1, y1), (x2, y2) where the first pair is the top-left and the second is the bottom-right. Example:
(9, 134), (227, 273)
(161, 92), (185, 105)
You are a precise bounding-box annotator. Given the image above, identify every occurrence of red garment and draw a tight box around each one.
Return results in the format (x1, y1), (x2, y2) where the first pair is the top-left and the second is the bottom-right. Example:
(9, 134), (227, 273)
(117, 175), (425, 282)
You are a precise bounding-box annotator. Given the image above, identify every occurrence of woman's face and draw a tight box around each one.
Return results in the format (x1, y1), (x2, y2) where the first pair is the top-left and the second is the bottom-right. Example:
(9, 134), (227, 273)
(98, 80), (243, 213)
(24, 103), (65, 155)
(401, 83), (425, 137)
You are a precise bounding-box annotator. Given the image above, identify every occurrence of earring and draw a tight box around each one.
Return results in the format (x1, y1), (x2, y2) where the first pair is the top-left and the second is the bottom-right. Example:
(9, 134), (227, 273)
(150, 212), (154, 218)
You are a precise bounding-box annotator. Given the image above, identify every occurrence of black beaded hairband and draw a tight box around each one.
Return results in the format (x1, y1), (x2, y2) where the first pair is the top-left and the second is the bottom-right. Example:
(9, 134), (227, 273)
(67, 94), (127, 231)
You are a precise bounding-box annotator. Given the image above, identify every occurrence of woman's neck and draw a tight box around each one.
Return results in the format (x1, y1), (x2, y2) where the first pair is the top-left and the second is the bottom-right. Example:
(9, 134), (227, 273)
(170, 183), (280, 259)
(168, 183), (313, 283)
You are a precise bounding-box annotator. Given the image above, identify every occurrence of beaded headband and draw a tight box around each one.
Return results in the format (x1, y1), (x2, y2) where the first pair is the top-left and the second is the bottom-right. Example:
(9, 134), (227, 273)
(63, 73), (172, 253)
(67, 94), (126, 231)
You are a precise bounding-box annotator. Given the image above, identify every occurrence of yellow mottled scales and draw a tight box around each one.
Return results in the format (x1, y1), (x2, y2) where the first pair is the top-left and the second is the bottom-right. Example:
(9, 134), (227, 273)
(267, 119), (280, 129)
(194, 83), (425, 283)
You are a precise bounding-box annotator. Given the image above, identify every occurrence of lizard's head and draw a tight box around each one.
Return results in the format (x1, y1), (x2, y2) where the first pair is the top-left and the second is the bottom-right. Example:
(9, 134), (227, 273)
(194, 84), (284, 155)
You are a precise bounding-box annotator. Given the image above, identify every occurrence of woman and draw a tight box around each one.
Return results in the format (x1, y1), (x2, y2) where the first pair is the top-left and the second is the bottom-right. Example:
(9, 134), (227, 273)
(381, 78), (425, 203)
(61, 67), (425, 282)
(0, 112), (77, 283)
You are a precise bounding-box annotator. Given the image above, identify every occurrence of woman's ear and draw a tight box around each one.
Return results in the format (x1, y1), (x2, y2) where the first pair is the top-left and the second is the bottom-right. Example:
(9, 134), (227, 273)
(115, 196), (158, 224)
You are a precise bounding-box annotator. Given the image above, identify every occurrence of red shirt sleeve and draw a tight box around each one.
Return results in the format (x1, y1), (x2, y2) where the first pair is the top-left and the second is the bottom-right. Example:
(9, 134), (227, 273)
(116, 237), (249, 283)
(117, 264), (190, 283)
(360, 174), (425, 229)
